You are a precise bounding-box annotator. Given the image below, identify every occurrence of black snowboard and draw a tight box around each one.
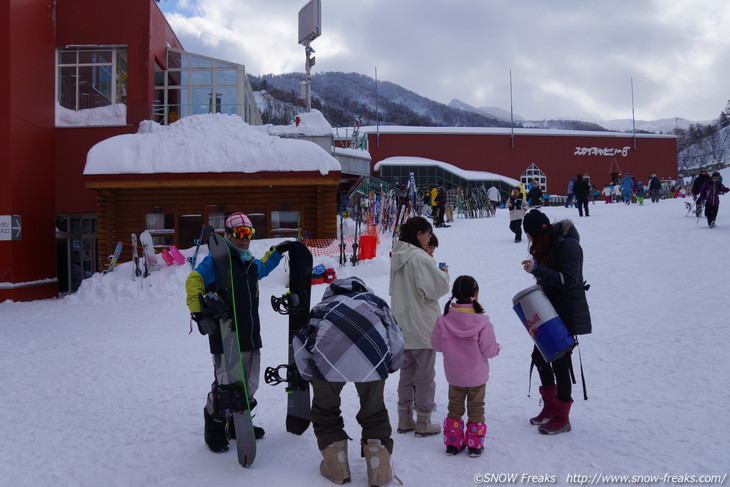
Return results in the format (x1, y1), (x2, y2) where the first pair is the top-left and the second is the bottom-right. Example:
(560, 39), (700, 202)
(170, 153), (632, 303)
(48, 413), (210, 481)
(266, 241), (313, 435)
(207, 233), (256, 468)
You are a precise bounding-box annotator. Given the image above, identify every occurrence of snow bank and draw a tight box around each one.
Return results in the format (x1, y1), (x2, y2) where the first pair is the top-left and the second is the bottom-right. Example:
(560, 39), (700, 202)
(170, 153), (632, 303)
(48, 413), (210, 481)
(55, 102), (127, 127)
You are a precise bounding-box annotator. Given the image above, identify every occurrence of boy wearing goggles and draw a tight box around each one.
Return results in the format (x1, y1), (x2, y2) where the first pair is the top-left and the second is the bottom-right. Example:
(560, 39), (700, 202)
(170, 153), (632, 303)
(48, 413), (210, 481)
(186, 212), (296, 453)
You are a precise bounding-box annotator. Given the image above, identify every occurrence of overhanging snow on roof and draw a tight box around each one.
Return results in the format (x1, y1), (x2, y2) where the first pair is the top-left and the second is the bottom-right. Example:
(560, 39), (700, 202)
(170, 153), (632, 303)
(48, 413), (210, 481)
(374, 156), (520, 187)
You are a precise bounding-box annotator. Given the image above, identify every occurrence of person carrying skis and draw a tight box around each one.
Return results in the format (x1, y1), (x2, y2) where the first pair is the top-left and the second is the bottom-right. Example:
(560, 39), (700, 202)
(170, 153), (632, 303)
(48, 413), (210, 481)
(431, 275), (500, 458)
(520, 209), (592, 435)
(293, 277), (404, 486)
(185, 212), (295, 453)
(698, 172), (729, 228)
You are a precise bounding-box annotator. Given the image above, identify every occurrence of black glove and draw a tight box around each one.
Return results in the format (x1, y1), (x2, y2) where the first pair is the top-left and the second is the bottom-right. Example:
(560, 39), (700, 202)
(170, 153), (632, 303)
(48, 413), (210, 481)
(276, 240), (296, 254)
(191, 312), (217, 336)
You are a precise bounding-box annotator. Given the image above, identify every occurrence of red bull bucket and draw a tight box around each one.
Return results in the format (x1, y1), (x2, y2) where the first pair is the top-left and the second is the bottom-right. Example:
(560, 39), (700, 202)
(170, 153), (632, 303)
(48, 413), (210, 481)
(512, 285), (575, 362)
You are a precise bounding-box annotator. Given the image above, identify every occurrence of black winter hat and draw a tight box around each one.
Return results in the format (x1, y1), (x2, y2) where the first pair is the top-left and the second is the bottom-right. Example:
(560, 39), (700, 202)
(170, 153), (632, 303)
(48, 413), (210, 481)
(523, 209), (551, 235)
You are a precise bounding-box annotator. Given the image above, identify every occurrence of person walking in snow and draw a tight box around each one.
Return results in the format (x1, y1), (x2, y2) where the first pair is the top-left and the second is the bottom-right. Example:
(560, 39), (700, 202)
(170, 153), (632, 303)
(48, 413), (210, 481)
(293, 277), (404, 486)
(507, 187), (528, 243)
(520, 209), (592, 435)
(572, 174), (590, 217)
(648, 174), (662, 203)
(186, 212), (294, 453)
(487, 185), (501, 216)
(389, 216), (450, 438)
(636, 182), (646, 205)
(698, 171), (729, 228)
(621, 173), (634, 204)
(602, 184), (612, 204)
(565, 177), (575, 208)
(692, 169), (711, 200)
(431, 275), (500, 458)
(527, 181), (543, 208)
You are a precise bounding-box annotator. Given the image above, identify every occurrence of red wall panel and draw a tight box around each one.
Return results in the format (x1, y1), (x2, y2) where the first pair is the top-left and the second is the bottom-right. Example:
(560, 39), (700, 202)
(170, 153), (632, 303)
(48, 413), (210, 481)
(367, 130), (677, 193)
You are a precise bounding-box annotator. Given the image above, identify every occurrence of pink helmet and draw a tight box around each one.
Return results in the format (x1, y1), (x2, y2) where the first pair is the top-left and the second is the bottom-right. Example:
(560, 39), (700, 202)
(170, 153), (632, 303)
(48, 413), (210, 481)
(225, 212), (254, 237)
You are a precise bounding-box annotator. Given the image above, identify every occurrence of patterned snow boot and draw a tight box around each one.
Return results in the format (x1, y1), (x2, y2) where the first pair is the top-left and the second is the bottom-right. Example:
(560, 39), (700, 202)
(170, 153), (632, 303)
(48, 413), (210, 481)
(363, 439), (392, 487)
(203, 408), (229, 453)
(530, 385), (558, 425)
(397, 405), (416, 434)
(465, 422), (487, 457)
(538, 399), (573, 435)
(415, 411), (441, 437)
(443, 417), (465, 455)
(320, 440), (351, 484)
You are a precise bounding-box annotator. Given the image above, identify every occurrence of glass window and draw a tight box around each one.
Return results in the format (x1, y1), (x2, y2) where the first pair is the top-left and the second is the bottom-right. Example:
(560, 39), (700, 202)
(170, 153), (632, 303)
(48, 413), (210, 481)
(57, 46), (127, 113)
(271, 211), (299, 230)
(190, 70), (212, 86)
(191, 55), (213, 68)
(214, 70), (238, 85)
(215, 60), (237, 69)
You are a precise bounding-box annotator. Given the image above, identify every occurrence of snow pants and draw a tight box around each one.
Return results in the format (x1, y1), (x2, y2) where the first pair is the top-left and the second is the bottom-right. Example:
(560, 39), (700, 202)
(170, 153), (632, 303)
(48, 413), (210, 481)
(575, 197), (589, 216)
(311, 379), (393, 454)
(398, 349), (437, 414)
(447, 383), (486, 423)
(205, 349), (260, 419)
(705, 204), (719, 225)
(509, 219), (523, 241)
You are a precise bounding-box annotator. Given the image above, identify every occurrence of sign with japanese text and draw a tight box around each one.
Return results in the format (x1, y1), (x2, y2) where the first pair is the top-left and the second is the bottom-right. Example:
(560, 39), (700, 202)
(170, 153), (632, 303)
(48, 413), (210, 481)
(0, 215), (22, 240)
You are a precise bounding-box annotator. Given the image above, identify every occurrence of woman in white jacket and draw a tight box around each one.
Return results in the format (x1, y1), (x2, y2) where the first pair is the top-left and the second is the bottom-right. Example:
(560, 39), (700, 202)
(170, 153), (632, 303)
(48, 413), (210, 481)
(389, 217), (450, 437)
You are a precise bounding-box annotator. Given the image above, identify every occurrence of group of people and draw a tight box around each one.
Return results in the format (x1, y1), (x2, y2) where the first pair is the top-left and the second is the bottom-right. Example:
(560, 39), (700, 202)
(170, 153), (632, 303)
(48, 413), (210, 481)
(185, 209), (592, 486)
(420, 184), (501, 224)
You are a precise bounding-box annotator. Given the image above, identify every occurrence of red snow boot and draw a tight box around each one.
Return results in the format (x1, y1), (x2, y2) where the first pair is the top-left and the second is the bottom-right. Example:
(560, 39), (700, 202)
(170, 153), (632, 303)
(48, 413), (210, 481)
(538, 399), (573, 435)
(530, 385), (557, 425)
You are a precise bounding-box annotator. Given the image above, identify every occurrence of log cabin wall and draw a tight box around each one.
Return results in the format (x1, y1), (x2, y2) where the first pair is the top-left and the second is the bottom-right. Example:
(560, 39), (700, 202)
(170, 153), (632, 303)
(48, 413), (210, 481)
(88, 173), (340, 267)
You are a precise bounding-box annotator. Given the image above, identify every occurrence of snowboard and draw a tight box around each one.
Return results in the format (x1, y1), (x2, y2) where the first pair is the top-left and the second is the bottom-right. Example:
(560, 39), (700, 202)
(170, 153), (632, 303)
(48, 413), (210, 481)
(104, 241), (123, 274)
(207, 233), (257, 468)
(131, 233), (142, 280)
(266, 241), (313, 435)
(139, 231), (161, 271)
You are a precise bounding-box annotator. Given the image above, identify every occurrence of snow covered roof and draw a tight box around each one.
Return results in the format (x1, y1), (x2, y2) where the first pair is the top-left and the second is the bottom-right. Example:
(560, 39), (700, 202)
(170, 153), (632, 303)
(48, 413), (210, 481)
(263, 109), (334, 137)
(374, 156), (521, 186)
(84, 113), (341, 176)
(343, 125), (677, 139)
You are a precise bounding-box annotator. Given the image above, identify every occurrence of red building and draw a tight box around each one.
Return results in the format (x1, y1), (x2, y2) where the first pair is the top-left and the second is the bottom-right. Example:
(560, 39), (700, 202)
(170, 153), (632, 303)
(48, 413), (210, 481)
(1, 0), (268, 301)
(361, 126), (677, 195)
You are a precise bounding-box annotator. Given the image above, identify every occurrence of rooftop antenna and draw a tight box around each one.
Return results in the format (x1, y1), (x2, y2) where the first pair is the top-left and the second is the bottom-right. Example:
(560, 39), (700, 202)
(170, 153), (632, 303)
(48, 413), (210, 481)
(631, 77), (637, 151)
(510, 70), (515, 149)
(375, 66), (380, 148)
(298, 0), (321, 112)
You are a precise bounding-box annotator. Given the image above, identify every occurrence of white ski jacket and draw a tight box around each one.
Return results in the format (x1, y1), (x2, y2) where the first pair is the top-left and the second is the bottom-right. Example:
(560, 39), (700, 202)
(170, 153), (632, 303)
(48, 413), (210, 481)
(389, 240), (450, 349)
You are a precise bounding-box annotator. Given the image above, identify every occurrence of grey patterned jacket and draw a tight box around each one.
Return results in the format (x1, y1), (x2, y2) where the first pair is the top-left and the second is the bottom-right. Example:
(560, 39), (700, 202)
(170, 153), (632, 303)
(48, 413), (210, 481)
(293, 277), (405, 382)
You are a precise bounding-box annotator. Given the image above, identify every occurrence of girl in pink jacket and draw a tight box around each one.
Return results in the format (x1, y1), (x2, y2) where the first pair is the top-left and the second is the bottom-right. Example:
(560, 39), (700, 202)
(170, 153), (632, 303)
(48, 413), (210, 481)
(431, 275), (500, 458)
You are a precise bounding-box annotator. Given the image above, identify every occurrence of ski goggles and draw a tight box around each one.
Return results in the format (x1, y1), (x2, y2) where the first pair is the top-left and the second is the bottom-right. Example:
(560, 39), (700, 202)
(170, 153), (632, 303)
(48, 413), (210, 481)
(227, 226), (255, 239)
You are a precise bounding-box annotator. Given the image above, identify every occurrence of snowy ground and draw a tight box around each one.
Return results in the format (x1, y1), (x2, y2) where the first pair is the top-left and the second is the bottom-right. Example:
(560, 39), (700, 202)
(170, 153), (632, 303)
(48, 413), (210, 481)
(1, 197), (729, 487)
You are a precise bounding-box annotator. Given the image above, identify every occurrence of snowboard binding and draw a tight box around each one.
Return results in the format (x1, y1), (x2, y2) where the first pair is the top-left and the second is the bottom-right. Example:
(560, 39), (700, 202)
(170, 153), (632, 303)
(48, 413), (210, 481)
(264, 363), (309, 392)
(271, 290), (308, 315)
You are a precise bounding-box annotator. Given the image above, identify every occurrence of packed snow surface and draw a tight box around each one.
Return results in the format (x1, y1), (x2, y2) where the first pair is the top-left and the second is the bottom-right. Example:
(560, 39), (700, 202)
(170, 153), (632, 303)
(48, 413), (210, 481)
(1, 199), (729, 486)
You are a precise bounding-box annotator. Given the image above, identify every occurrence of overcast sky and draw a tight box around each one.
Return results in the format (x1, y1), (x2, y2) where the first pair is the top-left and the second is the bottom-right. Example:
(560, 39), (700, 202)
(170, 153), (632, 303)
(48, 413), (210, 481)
(159, 0), (729, 123)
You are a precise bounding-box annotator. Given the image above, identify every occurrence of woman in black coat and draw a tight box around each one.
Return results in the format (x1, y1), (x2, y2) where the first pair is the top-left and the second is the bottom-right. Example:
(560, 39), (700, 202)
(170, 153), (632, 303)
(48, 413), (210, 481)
(520, 209), (591, 435)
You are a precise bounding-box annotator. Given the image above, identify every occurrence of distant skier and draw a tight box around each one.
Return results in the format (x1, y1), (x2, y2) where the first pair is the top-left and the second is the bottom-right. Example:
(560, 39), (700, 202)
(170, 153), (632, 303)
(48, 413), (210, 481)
(621, 173), (634, 204)
(698, 172), (729, 228)
(186, 212), (294, 453)
(572, 174), (590, 217)
(507, 187), (528, 242)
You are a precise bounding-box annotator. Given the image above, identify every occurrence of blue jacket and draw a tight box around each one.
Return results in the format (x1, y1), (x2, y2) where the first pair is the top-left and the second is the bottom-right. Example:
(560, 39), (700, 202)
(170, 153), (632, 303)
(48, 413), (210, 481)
(186, 241), (283, 351)
(622, 176), (634, 192)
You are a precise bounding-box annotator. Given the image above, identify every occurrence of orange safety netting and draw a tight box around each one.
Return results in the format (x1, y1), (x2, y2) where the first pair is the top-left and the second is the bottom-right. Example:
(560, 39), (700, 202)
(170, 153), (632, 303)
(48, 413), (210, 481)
(304, 223), (380, 258)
